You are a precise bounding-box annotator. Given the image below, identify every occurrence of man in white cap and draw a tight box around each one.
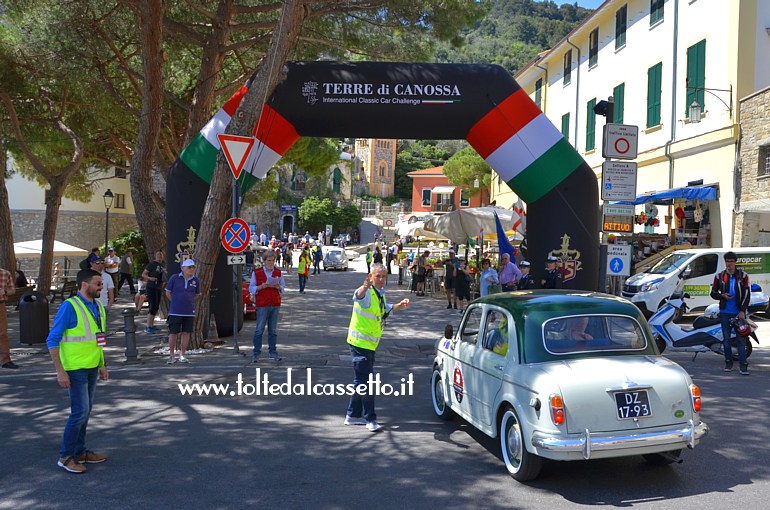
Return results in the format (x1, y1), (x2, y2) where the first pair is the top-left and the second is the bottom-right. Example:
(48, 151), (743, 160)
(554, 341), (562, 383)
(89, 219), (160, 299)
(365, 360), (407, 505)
(517, 260), (534, 290)
(164, 259), (200, 364)
(541, 256), (563, 289)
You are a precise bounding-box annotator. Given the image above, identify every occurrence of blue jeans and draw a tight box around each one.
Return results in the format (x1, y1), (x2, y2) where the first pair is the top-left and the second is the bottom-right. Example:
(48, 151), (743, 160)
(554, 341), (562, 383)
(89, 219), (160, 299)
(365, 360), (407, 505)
(253, 306), (280, 358)
(347, 345), (376, 422)
(60, 368), (98, 458)
(298, 274), (308, 293)
(720, 312), (746, 365)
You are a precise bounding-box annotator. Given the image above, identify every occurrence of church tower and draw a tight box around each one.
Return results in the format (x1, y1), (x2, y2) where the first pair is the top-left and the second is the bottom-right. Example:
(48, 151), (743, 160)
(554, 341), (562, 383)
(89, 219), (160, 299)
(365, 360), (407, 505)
(354, 138), (397, 198)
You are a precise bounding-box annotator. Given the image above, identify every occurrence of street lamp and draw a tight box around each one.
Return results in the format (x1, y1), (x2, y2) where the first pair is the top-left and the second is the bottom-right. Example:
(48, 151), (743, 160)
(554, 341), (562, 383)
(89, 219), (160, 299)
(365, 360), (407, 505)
(103, 189), (114, 251)
(686, 83), (732, 124)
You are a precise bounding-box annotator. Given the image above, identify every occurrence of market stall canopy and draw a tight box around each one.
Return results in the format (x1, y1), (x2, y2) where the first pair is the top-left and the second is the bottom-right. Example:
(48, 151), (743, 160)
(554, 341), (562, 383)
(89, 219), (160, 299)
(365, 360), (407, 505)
(615, 185), (718, 205)
(424, 206), (515, 244)
(13, 240), (89, 259)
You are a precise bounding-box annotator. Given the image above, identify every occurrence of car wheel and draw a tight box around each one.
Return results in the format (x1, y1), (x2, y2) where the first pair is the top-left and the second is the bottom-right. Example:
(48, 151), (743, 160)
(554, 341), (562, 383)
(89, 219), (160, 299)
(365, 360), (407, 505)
(343, 267), (347, 271)
(431, 369), (454, 421)
(654, 335), (666, 353)
(500, 406), (542, 481)
(643, 449), (682, 466)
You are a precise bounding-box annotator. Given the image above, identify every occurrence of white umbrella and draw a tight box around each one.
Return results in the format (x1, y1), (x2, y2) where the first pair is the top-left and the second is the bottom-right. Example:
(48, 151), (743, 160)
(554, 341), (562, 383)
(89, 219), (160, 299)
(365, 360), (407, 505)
(14, 240), (89, 258)
(424, 206), (515, 244)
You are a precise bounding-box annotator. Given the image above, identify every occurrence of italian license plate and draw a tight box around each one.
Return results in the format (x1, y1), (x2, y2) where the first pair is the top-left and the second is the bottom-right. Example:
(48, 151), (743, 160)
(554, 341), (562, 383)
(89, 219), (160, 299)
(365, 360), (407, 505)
(614, 390), (652, 420)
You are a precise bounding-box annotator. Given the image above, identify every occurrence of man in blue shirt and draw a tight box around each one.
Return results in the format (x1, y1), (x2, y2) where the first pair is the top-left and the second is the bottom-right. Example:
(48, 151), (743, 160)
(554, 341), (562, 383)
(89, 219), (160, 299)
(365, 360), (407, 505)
(710, 251), (751, 374)
(164, 259), (200, 364)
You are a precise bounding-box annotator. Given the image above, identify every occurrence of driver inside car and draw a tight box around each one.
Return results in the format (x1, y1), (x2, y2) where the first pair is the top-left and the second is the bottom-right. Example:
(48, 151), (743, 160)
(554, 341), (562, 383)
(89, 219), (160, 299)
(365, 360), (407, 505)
(485, 312), (508, 356)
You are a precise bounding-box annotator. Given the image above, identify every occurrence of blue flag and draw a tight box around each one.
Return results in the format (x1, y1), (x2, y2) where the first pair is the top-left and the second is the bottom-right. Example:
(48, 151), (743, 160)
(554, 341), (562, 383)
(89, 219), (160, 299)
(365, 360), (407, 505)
(495, 212), (516, 262)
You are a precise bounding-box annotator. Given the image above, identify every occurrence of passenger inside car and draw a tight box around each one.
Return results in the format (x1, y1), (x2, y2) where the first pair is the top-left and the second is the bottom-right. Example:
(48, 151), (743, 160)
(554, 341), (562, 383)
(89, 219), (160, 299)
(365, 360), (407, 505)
(484, 311), (508, 356)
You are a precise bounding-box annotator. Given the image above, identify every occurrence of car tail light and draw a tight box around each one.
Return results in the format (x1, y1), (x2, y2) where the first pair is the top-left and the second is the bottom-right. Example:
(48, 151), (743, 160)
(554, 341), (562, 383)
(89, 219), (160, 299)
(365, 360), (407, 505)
(550, 394), (565, 426)
(690, 384), (701, 412)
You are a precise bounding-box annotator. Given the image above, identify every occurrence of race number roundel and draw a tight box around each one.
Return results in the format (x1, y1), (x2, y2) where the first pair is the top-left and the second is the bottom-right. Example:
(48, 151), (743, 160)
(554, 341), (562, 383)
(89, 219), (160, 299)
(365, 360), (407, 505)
(453, 361), (464, 403)
(220, 218), (251, 253)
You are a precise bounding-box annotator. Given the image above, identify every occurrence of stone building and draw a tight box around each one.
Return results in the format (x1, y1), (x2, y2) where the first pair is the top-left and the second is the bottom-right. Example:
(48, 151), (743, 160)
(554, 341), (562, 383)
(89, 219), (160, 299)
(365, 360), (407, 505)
(735, 86), (770, 246)
(354, 138), (397, 198)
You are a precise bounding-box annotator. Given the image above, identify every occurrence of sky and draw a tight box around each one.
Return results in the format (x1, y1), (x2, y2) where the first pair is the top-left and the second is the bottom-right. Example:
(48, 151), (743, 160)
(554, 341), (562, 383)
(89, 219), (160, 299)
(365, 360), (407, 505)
(557, 0), (606, 8)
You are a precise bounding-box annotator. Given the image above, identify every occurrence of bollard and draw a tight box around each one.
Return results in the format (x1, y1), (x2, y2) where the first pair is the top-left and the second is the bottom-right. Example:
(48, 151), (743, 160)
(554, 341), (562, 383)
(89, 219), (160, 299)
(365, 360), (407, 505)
(122, 308), (140, 364)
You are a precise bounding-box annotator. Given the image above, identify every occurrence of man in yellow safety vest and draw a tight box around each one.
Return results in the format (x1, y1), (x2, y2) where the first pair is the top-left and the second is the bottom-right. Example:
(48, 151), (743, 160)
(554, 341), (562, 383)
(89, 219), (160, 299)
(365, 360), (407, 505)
(344, 263), (410, 432)
(46, 269), (109, 474)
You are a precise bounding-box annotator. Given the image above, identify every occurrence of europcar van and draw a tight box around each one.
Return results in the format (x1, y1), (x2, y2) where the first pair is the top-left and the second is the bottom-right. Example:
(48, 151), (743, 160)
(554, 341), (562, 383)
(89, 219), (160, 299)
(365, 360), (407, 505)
(622, 248), (770, 316)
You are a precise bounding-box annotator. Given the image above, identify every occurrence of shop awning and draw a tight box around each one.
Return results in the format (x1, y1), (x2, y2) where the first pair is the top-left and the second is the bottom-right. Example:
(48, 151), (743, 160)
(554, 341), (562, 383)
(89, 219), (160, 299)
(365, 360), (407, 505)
(615, 185), (718, 205)
(431, 185), (456, 194)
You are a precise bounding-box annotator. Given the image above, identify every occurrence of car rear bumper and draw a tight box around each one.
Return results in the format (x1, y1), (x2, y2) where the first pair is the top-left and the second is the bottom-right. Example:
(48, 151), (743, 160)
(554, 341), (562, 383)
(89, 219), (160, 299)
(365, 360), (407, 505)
(531, 419), (708, 460)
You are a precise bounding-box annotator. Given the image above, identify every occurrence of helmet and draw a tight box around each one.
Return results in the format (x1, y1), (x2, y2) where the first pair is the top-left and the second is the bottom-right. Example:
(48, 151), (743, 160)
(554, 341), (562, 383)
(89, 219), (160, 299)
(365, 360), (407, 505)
(732, 318), (752, 337)
(704, 304), (720, 319)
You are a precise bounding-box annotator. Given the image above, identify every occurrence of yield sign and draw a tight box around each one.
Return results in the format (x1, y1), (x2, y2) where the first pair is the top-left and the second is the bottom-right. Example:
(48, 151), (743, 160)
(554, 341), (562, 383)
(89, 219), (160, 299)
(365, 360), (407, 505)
(220, 218), (251, 253)
(217, 134), (255, 180)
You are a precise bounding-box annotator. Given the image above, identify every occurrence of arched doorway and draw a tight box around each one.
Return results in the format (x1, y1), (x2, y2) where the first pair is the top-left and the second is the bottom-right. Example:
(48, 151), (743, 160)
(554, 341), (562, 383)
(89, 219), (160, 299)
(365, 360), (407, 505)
(167, 62), (598, 336)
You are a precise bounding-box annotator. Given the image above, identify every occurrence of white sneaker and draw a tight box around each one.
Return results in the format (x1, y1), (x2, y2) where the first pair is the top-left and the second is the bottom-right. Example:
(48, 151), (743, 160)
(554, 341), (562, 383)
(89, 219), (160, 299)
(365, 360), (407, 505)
(366, 421), (382, 432)
(344, 416), (366, 426)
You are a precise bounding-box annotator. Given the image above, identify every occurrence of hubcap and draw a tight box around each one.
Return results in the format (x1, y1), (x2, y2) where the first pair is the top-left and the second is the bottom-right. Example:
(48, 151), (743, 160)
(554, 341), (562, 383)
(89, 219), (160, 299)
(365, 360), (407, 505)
(505, 414), (522, 468)
(433, 374), (445, 412)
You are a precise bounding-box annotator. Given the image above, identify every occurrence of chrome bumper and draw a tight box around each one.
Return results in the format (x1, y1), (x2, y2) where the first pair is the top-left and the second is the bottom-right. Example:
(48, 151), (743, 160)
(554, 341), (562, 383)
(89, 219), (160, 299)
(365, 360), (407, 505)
(531, 419), (708, 460)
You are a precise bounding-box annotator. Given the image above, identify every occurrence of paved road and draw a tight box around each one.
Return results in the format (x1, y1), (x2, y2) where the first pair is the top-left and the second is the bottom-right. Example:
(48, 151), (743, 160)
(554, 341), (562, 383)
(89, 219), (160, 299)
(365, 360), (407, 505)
(2, 258), (770, 509)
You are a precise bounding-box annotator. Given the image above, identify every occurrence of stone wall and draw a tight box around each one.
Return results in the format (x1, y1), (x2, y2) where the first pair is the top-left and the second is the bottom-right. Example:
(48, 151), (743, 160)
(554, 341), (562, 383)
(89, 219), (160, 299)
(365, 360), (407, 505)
(736, 86), (770, 246)
(12, 210), (138, 250)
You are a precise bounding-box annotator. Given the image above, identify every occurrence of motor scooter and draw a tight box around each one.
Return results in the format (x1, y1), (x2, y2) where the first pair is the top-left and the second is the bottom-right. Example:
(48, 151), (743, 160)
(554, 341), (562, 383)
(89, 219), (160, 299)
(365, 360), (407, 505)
(648, 288), (759, 360)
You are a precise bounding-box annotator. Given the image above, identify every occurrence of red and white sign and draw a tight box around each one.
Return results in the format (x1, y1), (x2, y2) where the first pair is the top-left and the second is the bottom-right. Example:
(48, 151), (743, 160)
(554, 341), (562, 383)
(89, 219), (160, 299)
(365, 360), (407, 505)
(603, 124), (638, 160)
(217, 134), (255, 180)
(220, 218), (251, 253)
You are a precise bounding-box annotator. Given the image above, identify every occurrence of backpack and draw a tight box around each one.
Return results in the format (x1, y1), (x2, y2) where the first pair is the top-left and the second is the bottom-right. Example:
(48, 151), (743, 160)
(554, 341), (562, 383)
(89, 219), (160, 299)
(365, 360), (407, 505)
(79, 257), (90, 270)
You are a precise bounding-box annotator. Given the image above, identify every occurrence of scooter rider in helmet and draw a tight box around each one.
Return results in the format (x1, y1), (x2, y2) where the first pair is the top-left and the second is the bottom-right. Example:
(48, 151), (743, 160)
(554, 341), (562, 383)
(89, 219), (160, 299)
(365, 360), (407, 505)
(709, 251), (751, 374)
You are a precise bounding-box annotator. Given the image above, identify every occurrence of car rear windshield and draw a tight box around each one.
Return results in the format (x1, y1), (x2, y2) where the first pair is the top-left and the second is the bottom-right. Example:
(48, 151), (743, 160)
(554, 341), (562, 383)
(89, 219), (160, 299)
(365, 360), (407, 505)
(543, 314), (647, 355)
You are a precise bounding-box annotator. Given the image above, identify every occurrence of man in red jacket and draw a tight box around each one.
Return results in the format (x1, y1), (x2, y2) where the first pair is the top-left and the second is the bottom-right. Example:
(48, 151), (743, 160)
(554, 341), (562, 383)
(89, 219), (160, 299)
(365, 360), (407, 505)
(249, 250), (285, 362)
(709, 251), (751, 374)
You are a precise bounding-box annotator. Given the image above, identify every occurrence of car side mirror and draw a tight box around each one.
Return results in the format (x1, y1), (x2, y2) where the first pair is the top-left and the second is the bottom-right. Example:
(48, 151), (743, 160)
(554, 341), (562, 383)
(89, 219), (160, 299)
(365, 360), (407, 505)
(683, 292), (691, 299)
(444, 324), (453, 339)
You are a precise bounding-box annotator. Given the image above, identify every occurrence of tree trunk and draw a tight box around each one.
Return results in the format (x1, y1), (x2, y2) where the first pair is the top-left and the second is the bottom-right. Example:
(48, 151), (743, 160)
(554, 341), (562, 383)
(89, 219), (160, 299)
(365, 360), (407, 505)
(37, 185), (66, 295)
(183, 0), (235, 146)
(0, 143), (16, 272)
(192, 0), (307, 346)
(129, 0), (167, 259)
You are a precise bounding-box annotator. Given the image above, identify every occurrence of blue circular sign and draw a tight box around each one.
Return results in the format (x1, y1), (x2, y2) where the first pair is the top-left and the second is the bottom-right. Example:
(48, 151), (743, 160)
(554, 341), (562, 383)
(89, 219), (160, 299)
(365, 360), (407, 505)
(609, 257), (624, 274)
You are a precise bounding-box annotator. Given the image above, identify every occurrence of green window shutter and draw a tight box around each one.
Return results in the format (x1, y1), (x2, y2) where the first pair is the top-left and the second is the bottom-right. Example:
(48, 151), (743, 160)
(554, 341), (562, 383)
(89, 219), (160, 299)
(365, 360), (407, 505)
(647, 63), (662, 128)
(616, 5), (627, 49)
(686, 39), (706, 117)
(333, 167), (342, 193)
(535, 78), (543, 109)
(561, 112), (570, 140)
(589, 29), (599, 67)
(586, 99), (596, 151)
(650, 0), (664, 25)
(613, 83), (625, 124)
(563, 50), (572, 85)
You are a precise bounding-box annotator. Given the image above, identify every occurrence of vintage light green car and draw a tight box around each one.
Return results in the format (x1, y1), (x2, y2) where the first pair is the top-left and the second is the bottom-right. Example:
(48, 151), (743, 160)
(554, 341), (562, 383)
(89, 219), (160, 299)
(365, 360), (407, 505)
(431, 290), (708, 481)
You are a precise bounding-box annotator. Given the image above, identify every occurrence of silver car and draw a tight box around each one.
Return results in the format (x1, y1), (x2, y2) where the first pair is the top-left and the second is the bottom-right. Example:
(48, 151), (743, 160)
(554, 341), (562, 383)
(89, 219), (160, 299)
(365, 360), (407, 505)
(323, 248), (348, 271)
(431, 290), (708, 481)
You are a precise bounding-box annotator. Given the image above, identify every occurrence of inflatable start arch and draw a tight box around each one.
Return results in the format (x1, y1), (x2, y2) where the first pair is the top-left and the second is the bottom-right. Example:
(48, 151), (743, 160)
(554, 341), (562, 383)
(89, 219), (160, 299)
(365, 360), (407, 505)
(167, 62), (599, 336)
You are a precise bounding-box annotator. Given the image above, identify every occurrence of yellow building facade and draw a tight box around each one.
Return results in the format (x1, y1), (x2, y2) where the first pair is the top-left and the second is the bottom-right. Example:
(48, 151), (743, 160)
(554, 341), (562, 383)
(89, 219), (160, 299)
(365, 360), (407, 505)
(495, 0), (770, 248)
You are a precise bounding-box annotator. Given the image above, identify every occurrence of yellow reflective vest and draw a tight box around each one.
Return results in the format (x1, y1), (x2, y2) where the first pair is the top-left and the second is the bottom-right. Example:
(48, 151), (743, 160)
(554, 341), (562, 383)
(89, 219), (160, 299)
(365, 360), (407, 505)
(59, 297), (106, 371)
(347, 287), (386, 351)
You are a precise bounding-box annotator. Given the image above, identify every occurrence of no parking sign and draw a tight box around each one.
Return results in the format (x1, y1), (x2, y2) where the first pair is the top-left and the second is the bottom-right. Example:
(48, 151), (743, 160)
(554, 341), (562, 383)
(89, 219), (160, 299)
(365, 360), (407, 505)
(220, 218), (251, 253)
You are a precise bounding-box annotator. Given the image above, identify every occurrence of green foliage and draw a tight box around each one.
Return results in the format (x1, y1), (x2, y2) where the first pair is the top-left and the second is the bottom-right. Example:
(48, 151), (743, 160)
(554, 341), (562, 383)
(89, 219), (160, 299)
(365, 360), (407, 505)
(433, 0), (593, 74)
(107, 230), (148, 277)
(280, 138), (342, 178)
(298, 196), (361, 233)
(443, 146), (492, 192)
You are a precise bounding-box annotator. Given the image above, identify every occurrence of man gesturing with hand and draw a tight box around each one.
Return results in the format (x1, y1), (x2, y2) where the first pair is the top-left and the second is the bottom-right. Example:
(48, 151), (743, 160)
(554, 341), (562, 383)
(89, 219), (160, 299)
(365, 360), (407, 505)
(344, 263), (410, 432)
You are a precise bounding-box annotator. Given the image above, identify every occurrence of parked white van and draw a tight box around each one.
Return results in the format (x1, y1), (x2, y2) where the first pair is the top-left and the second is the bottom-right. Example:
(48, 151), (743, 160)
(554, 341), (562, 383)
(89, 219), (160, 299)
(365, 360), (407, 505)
(622, 248), (770, 316)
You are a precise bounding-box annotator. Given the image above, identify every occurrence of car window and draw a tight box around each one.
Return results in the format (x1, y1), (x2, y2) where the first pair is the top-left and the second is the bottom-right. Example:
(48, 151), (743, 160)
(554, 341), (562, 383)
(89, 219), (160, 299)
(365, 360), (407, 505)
(543, 315), (647, 354)
(482, 309), (509, 357)
(460, 306), (483, 345)
(685, 254), (718, 279)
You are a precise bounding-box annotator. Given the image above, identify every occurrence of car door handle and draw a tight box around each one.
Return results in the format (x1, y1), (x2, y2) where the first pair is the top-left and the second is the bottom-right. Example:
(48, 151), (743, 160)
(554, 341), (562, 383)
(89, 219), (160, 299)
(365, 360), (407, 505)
(494, 364), (504, 371)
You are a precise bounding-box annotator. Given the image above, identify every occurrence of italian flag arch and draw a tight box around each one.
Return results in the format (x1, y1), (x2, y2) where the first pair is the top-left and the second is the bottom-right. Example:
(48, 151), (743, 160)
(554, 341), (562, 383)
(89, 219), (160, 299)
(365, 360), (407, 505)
(167, 62), (599, 337)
